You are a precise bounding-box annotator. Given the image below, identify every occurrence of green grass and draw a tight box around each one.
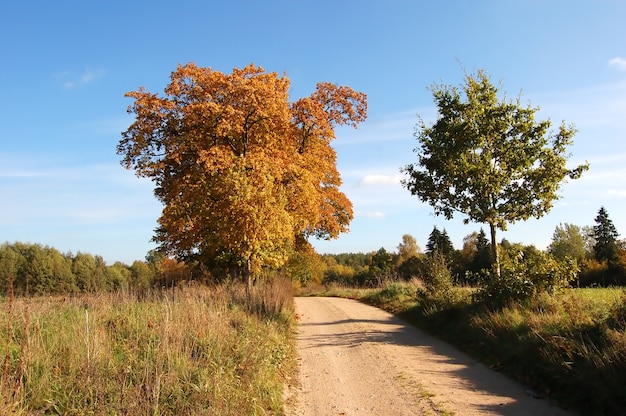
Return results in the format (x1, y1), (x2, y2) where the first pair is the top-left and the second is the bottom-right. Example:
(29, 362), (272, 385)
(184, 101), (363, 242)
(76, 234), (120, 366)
(315, 282), (626, 416)
(1, 279), (296, 415)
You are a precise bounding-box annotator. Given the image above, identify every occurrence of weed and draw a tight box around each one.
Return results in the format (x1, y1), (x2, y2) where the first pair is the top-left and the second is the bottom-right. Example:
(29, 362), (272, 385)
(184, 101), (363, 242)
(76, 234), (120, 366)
(0, 280), (296, 415)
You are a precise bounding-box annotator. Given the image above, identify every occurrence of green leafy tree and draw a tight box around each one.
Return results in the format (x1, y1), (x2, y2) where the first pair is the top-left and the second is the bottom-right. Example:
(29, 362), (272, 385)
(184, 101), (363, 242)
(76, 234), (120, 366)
(365, 247), (394, 285)
(106, 262), (131, 290)
(421, 252), (455, 306)
(129, 260), (154, 290)
(479, 243), (578, 305)
(283, 238), (325, 286)
(72, 252), (99, 292)
(0, 243), (22, 295)
(548, 222), (590, 262)
(369, 247), (394, 275)
(23, 245), (76, 295)
(397, 255), (426, 280)
(401, 69), (588, 278)
(593, 207), (620, 264)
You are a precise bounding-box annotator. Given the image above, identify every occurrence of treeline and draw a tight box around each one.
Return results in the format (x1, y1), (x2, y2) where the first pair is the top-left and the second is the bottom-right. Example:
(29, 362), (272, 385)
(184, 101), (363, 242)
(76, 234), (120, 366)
(2, 208), (623, 297)
(320, 207), (626, 291)
(0, 242), (188, 296)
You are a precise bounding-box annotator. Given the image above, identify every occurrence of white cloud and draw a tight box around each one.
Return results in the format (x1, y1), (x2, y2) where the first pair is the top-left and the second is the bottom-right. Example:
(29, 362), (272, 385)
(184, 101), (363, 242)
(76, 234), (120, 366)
(58, 67), (106, 88)
(608, 189), (626, 198)
(356, 211), (386, 219)
(69, 208), (130, 224)
(609, 57), (626, 71)
(358, 174), (402, 186)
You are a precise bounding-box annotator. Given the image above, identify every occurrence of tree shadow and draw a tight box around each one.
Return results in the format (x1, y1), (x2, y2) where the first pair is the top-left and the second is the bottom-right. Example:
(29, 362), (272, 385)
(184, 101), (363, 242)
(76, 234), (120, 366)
(296, 298), (575, 415)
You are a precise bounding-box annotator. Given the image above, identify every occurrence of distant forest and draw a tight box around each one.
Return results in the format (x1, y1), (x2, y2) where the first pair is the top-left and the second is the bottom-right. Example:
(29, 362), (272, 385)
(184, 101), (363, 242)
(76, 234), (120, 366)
(2, 208), (624, 296)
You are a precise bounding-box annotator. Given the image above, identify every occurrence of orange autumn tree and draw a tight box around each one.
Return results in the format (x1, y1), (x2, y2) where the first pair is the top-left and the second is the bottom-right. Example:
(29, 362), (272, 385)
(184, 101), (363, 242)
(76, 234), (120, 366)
(117, 63), (367, 287)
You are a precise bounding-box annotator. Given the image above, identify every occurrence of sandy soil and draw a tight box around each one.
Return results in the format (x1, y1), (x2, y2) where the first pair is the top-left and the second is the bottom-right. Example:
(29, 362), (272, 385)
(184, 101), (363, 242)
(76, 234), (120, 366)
(284, 297), (573, 416)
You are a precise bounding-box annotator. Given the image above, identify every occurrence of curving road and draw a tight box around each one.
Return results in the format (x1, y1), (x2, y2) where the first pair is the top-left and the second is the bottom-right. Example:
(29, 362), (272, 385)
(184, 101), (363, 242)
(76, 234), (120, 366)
(285, 297), (573, 416)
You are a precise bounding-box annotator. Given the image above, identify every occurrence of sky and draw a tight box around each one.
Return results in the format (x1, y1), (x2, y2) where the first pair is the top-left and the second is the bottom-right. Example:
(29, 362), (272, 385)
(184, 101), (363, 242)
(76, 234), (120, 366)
(1, 1), (624, 265)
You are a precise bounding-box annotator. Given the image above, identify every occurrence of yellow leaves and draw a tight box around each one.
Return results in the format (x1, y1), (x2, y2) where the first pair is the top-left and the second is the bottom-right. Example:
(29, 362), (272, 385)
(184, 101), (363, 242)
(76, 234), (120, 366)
(119, 62), (367, 272)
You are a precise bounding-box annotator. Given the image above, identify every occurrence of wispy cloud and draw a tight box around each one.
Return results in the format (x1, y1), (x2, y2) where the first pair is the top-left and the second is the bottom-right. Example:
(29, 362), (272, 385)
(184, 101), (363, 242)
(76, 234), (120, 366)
(0, 170), (51, 178)
(358, 174), (402, 186)
(0, 159), (158, 226)
(609, 57), (626, 71)
(334, 107), (433, 146)
(608, 189), (626, 198)
(56, 67), (106, 88)
(356, 211), (386, 219)
(69, 207), (131, 224)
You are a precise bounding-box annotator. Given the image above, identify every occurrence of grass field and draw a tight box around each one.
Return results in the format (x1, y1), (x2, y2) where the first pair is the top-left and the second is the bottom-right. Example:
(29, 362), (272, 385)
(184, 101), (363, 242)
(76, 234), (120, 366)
(1, 279), (296, 415)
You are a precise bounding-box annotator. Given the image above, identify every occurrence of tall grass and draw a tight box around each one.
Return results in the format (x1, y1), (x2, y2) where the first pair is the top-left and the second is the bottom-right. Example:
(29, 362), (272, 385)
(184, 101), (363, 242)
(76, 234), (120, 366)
(0, 277), (295, 415)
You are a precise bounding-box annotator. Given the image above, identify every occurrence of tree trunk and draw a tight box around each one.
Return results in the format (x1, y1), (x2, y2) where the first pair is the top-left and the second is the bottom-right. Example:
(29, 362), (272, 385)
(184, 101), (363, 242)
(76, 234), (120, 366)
(244, 258), (253, 297)
(488, 222), (501, 279)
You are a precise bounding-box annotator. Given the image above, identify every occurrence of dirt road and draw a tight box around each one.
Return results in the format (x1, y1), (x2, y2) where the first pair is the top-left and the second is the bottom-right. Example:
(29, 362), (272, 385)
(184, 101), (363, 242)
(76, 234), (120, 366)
(285, 297), (573, 416)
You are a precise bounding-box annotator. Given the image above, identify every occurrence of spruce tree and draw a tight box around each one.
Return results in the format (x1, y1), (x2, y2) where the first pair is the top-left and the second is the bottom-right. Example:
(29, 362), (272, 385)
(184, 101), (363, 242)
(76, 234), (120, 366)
(593, 207), (620, 264)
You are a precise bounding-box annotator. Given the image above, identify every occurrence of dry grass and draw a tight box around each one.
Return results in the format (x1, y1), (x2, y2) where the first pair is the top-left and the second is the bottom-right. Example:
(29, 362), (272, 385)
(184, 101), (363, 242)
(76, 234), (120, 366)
(0, 278), (296, 415)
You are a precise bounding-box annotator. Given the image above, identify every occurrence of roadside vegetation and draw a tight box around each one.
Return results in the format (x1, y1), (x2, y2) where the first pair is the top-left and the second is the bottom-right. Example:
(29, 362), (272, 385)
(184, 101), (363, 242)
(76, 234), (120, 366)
(311, 283), (626, 416)
(299, 207), (626, 416)
(0, 277), (296, 415)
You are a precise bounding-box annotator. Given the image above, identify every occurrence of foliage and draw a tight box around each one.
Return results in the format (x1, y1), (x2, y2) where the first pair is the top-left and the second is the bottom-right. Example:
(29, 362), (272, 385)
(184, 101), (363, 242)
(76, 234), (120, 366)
(322, 263), (359, 286)
(593, 206), (620, 264)
(0, 242), (172, 296)
(454, 231), (494, 286)
(396, 234), (420, 264)
(118, 63), (367, 284)
(425, 227), (454, 259)
(579, 258), (626, 287)
(401, 69), (588, 277)
(321, 252), (371, 270)
(548, 222), (592, 263)
(420, 252), (457, 306)
(283, 248), (325, 287)
(0, 281), (295, 415)
(397, 255), (427, 281)
(320, 252), (369, 286)
(477, 248), (579, 306)
(320, 283), (626, 415)
(366, 247), (395, 284)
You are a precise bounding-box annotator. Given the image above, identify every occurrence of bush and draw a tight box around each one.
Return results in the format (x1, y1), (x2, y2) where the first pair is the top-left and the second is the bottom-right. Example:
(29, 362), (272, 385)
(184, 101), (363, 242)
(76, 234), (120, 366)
(579, 258), (626, 287)
(477, 251), (578, 306)
(418, 252), (459, 307)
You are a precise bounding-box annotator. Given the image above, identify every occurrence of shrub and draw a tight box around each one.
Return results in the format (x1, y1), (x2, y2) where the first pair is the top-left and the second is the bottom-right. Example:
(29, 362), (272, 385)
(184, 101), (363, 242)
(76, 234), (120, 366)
(477, 251), (578, 306)
(417, 252), (459, 308)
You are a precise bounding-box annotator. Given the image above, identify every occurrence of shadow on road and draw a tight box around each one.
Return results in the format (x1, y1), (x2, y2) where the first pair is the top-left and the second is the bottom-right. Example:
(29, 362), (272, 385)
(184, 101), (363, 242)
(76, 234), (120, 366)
(296, 297), (573, 416)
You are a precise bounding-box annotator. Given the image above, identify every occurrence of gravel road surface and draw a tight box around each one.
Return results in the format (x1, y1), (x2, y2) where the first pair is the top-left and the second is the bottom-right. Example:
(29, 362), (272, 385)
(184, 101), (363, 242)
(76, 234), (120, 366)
(285, 297), (573, 416)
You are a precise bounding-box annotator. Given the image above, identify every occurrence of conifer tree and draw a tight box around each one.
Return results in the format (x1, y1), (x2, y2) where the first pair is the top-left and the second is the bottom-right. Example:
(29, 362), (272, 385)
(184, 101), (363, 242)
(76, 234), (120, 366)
(593, 207), (620, 264)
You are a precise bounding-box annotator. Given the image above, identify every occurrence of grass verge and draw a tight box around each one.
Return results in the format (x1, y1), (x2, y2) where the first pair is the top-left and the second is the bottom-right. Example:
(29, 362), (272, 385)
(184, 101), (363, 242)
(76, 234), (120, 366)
(1, 279), (297, 415)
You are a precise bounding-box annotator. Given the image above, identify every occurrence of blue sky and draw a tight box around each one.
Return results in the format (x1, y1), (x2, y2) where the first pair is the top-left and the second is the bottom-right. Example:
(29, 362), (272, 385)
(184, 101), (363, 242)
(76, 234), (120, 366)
(1, 1), (624, 264)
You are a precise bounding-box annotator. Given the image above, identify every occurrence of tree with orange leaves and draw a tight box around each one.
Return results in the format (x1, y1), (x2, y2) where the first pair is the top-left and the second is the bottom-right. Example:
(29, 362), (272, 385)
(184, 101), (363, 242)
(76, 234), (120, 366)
(118, 63), (367, 287)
